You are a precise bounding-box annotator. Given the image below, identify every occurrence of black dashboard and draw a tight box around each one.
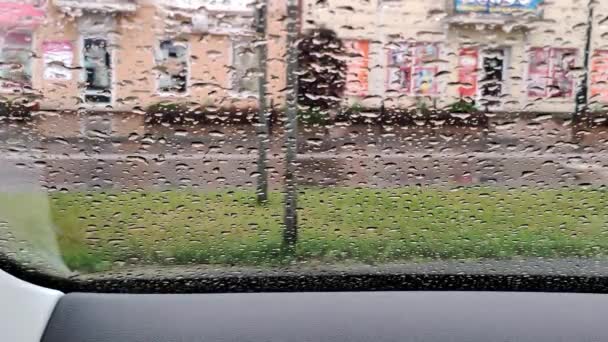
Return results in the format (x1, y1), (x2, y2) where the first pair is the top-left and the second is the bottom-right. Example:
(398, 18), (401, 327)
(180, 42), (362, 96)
(42, 291), (608, 342)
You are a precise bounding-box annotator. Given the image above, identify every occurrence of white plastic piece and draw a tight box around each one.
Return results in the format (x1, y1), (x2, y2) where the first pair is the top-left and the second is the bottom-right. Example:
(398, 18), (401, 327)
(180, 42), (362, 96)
(0, 269), (63, 342)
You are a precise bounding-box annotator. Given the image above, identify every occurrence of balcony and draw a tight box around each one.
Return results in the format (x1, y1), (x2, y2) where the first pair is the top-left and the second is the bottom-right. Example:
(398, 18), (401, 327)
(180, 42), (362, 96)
(53, 0), (137, 13)
(444, 0), (542, 30)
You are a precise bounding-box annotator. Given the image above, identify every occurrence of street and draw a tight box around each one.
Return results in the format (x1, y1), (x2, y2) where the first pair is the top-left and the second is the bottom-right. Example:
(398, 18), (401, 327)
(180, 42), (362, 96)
(1, 118), (607, 190)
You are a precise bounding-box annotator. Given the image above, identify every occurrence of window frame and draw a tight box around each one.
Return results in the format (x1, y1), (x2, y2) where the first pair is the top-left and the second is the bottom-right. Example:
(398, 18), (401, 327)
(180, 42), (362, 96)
(0, 30), (35, 93)
(79, 34), (115, 107)
(476, 46), (511, 110)
(154, 39), (191, 97)
(228, 34), (259, 99)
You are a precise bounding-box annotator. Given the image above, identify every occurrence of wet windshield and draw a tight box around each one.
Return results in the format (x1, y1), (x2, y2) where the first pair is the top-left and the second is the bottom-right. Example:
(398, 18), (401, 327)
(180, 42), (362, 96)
(1, 0), (607, 284)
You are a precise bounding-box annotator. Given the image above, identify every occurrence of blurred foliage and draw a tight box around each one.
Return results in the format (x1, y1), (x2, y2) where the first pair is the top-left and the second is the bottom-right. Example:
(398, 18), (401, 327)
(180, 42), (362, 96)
(335, 105), (488, 126)
(574, 103), (608, 127)
(145, 101), (198, 124)
(297, 28), (347, 114)
(0, 98), (36, 119)
(335, 103), (364, 123)
(415, 98), (431, 114)
(448, 99), (478, 113)
(145, 102), (260, 125)
(298, 107), (331, 126)
(589, 103), (606, 113)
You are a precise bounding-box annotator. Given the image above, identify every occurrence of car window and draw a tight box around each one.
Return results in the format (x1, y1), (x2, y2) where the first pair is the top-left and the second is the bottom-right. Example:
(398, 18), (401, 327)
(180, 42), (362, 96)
(0, 0), (607, 288)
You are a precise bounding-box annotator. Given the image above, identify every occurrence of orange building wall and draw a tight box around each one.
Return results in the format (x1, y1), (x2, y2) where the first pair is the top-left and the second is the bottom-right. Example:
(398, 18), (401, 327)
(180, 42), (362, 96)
(29, 1), (288, 112)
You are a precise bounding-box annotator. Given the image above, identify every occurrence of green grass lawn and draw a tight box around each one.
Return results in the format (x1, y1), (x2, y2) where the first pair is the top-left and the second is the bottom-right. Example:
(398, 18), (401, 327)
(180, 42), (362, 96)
(4, 187), (608, 273)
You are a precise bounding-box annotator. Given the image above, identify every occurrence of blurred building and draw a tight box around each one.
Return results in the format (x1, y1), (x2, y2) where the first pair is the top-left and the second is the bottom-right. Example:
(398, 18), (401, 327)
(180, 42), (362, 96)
(306, 0), (608, 114)
(0, 0), (286, 113)
(0, 0), (607, 115)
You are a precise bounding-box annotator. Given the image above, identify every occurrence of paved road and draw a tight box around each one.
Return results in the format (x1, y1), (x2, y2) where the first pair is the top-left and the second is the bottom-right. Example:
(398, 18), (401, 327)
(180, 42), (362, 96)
(2, 151), (606, 190)
(1, 119), (608, 190)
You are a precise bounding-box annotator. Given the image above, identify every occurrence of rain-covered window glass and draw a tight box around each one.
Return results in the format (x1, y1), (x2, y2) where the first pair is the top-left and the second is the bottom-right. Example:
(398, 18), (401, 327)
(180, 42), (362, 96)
(156, 40), (188, 94)
(83, 38), (112, 103)
(4, 0), (608, 289)
(0, 32), (32, 89)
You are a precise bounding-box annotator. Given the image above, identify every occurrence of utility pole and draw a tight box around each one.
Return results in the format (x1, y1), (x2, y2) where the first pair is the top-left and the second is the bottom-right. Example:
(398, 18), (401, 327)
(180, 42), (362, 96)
(255, 0), (269, 203)
(283, 0), (299, 248)
(575, 0), (594, 121)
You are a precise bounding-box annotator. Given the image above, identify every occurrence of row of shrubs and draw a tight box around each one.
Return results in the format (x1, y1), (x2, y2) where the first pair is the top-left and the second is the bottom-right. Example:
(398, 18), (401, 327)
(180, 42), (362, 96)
(143, 100), (608, 128)
(144, 99), (489, 127)
(0, 98), (38, 120)
(144, 102), (258, 125)
(9, 97), (604, 129)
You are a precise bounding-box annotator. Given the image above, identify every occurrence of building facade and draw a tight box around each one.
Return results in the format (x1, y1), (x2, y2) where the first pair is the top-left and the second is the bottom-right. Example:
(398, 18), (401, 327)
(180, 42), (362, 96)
(0, 0), (286, 112)
(0, 0), (607, 114)
(305, 0), (608, 114)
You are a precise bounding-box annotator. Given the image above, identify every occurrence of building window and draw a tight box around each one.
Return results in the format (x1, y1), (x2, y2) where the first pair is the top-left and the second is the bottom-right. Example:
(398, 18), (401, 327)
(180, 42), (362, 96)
(83, 37), (112, 104)
(478, 48), (509, 109)
(0, 32), (33, 89)
(231, 37), (259, 95)
(480, 49), (505, 98)
(458, 47), (509, 109)
(387, 42), (439, 96)
(528, 47), (576, 99)
(156, 40), (188, 94)
(344, 40), (370, 96)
